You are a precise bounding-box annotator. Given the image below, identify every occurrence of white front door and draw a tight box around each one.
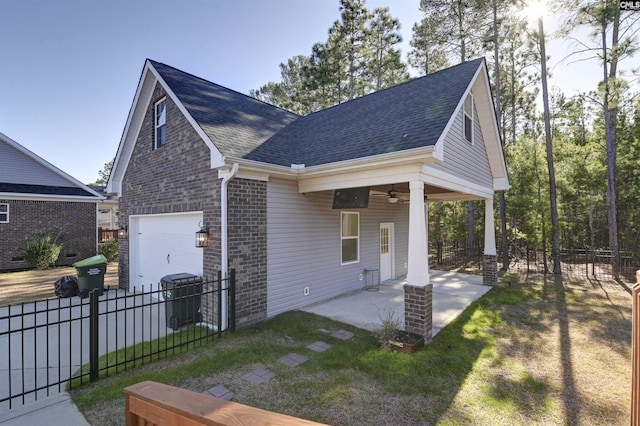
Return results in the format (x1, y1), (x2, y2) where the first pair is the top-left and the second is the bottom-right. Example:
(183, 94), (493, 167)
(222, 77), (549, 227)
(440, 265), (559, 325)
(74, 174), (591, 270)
(130, 212), (204, 293)
(379, 223), (394, 282)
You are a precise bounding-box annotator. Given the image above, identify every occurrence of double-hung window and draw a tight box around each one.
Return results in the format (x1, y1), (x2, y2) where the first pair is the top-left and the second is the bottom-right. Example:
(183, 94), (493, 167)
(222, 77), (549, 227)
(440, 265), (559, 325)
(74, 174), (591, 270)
(154, 97), (167, 149)
(340, 212), (359, 264)
(0, 203), (8, 223)
(463, 93), (473, 144)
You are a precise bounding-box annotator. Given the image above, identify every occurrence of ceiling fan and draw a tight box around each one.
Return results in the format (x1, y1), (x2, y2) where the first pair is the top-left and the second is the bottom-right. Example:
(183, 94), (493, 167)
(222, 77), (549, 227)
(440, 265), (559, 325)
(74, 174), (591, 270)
(386, 185), (399, 203)
(371, 184), (408, 203)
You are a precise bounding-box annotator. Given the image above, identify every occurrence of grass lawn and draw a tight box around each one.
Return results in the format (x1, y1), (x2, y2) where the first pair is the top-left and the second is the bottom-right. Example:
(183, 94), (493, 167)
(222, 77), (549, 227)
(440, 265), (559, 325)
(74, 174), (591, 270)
(0, 263), (119, 307)
(70, 273), (632, 425)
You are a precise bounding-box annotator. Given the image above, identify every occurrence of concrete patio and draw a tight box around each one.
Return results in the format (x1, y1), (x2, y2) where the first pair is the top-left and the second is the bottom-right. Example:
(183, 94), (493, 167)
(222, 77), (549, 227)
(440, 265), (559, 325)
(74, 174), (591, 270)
(301, 270), (493, 337)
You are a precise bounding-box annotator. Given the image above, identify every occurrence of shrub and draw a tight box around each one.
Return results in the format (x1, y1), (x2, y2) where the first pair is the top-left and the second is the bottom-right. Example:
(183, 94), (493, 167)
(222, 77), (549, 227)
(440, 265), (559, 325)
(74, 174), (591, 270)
(24, 231), (63, 269)
(372, 309), (401, 348)
(98, 240), (119, 262)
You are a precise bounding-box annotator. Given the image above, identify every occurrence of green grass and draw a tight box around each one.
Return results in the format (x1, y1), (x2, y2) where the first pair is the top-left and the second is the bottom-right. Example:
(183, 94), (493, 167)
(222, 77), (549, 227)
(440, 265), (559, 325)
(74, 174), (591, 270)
(68, 325), (217, 388)
(69, 279), (632, 425)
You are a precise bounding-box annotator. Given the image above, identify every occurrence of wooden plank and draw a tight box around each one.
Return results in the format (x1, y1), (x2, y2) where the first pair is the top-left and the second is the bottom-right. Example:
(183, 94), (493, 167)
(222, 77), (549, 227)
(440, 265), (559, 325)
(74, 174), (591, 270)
(124, 381), (328, 426)
(633, 271), (640, 426)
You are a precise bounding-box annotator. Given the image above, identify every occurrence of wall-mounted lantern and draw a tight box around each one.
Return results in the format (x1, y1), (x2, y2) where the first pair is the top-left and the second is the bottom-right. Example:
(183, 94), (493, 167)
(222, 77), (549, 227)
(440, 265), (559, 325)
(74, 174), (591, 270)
(195, 222), (209, 248)
(118, 225), (128, 239)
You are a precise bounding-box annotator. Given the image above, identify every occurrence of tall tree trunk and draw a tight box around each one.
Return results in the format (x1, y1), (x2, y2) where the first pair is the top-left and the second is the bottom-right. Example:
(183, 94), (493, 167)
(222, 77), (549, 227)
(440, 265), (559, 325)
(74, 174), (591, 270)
(538, 17), (561, 274)
(602, 7), (621, 280)
(467, 201), (475, 259)
(510, 49), (517, 146)
(492, 0), (509, 270)
(534, 136), (549, 273)
(459, 2), (474, 260)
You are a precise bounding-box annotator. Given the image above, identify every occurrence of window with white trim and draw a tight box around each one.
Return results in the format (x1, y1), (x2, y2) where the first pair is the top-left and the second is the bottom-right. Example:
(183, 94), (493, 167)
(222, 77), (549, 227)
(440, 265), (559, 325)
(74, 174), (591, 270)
(0, 203), (8, 223)
(340, 211), (359, 264)
(154, 97), (167, 149)
(463, 93), (473, 144)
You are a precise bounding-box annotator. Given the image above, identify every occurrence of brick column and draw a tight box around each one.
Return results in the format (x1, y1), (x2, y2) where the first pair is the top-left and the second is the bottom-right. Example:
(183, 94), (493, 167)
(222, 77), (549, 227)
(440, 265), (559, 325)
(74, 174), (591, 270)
(404, 283), (433, 342)
(483, 254), (498, 286)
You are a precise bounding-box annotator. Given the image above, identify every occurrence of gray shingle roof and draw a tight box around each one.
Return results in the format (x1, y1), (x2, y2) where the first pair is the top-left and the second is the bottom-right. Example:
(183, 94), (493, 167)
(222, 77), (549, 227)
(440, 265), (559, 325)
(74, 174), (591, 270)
(150, 60), (299, 159)
(0, 183), (95, 197)
(150, 58), (484, 167)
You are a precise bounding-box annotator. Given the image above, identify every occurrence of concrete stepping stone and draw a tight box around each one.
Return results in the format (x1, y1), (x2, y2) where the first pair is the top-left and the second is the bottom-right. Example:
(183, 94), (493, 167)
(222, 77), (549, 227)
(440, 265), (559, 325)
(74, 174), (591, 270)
(203, 385), (234, 400)
(331, 329), (354, 341)
(307, 341), (333, 352)
(278, 352), (309, 367)
(241, 367), (275, 384)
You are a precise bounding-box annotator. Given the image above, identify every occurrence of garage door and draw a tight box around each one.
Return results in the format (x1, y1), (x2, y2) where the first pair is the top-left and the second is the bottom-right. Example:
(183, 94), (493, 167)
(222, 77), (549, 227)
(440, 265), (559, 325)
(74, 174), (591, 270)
(131, 212), (203, 293)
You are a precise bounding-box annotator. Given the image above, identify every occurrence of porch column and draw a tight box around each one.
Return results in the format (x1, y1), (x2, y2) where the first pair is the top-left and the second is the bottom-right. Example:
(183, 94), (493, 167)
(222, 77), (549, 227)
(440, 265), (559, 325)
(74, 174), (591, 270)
(483, 197), (498, 286)
(406, 181), (429, 286)
(405, 180), (432, 341)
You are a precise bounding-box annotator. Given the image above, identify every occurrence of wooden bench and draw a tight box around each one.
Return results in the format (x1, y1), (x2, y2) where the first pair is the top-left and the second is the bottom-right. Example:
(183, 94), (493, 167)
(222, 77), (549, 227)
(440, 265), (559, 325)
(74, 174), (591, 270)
(124, 381), (328, 426)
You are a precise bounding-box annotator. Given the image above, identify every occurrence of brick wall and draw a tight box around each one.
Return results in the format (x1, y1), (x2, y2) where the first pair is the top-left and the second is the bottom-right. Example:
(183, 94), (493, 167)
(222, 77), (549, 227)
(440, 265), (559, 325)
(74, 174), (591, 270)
(483, 254), (498, 286)
(118, 83), (219, 290)
(227, 178), (268, 327)
(119, 82), (268, 328)
(403, 283), (433, 341)
(0, 199), (97, 271)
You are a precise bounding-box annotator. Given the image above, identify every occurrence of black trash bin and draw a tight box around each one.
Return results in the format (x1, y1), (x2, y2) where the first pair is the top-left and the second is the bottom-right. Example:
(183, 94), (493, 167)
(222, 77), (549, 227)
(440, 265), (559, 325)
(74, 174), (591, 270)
(73, 254), (107, 297)
(161, 273), (203, 330)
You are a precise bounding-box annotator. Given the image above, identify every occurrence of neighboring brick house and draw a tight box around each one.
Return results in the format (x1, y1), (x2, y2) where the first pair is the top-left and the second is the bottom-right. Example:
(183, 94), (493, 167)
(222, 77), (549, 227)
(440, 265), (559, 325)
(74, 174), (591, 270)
(108, 59), (509, 336)
(0, 132), (103, 271)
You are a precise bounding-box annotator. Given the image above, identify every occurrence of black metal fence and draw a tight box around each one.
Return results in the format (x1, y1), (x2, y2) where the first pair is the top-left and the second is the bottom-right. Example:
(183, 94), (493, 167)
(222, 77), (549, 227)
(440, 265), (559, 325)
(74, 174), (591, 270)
(0, 270), (235, 410)
(507, 246), (639, 283)
(429, 241), (639, 283)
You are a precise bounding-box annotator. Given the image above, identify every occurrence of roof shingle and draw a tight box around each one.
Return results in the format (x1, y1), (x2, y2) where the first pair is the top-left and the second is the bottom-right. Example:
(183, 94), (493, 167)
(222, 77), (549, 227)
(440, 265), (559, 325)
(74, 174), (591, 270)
(150, 58), (484, 167)
(0, 183), (95, 197)
(150, 60), (299, 159)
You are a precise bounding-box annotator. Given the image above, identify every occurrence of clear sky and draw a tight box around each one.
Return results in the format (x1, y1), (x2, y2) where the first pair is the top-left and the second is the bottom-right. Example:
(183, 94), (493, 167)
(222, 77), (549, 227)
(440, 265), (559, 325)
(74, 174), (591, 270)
(0, 0), (628, 185)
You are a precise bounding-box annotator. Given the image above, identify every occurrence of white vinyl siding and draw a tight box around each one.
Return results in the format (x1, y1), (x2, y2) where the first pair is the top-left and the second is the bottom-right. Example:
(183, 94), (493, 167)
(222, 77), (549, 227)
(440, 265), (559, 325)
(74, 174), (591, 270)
(431, 103), (493, 187)
(0, 142), (77, 187)
(0, 203), (8, 223)
(154, 97), (167, 149)
(266, 178), (409, 317)
(340, 212), (359, 264)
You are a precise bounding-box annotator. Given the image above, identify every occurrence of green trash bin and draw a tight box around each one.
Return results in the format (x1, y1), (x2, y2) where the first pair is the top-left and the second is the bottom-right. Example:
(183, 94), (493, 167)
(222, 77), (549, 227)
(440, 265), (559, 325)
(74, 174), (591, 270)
(161, 273), (203, 330)
(73, 254), (107, 297)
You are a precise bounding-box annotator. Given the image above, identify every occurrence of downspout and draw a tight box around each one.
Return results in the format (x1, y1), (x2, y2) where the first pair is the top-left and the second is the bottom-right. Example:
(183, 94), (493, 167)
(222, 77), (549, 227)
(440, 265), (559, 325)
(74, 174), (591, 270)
(95, 202), (100, 253)
(219, 162), (239, 330)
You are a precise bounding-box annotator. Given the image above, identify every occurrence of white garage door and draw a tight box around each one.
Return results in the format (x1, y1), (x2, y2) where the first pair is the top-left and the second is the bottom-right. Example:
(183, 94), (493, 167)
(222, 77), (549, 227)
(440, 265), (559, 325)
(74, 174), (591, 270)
(131, 212), (203, 293)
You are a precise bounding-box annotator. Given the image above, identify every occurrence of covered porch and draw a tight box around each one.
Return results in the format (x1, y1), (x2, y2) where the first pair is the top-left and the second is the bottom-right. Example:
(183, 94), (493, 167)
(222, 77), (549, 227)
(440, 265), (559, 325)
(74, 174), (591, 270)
(297, 172), (500, 342)
(301, 269), (492, 337)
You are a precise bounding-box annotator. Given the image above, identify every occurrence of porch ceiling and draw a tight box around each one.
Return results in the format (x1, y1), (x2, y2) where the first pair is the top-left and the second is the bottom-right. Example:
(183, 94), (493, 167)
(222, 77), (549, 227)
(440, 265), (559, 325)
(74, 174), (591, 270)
(370, 183), (456, 200)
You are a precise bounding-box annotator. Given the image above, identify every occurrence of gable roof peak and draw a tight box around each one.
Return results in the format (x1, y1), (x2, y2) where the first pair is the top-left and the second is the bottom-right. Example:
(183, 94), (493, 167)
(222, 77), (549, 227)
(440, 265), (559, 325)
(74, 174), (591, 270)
(146, 59), (301, 118)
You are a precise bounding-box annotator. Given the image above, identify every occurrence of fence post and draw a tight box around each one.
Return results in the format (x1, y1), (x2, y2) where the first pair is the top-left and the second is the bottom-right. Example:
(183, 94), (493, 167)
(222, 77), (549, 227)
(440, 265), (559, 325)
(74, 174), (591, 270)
(585, 248), (588, 277)
(89, 289), (99, 382)
(217, 270), (222, 338)
(229, 268), (236, 332)
(632, 271), (640, 425)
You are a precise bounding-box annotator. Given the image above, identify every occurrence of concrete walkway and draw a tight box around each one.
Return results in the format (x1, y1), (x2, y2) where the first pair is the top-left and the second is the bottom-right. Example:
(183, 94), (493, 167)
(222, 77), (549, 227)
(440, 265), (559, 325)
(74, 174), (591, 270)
(302, 270), (492, 336)
(0, 391), (88, 425)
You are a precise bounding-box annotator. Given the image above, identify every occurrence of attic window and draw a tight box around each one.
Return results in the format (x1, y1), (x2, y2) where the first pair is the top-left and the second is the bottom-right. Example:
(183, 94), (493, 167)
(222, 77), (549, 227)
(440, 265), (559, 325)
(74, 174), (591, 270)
(463, 93), (474, 144)
(0, 203), (8, 223)
(154, 97), (167, 149)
